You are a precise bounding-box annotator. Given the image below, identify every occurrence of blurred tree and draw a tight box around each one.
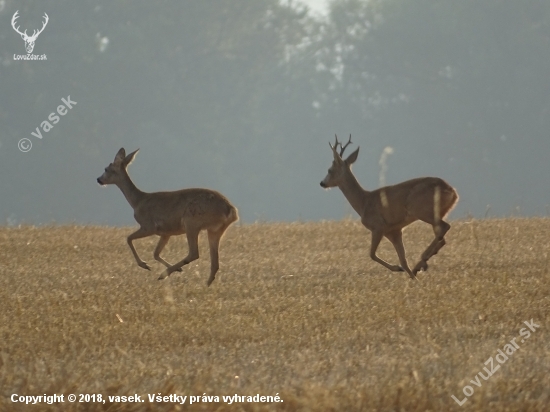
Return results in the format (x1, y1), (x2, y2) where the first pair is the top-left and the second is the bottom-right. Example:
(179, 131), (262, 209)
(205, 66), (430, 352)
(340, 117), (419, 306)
(1, 0), (549, 223)
(318, 0), (550, 215)
(0, 0), (325, 223)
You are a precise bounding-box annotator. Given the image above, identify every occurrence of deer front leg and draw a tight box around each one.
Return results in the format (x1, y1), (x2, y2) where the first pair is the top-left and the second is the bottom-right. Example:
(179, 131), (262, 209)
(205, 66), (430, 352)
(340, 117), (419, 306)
(158, 228), (200, 280)
(369, 230), (405, 273)
(153, 235), (182, 272)
(385, 230), (415, 279)
(127, 228), (155, 270)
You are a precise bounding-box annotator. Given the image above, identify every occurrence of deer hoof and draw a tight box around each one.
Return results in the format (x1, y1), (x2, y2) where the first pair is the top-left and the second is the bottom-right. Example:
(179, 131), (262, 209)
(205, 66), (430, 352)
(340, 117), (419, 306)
(138, 262), (151, 270)
(413, 260), (428, 274)
(207, 277), (215, 287)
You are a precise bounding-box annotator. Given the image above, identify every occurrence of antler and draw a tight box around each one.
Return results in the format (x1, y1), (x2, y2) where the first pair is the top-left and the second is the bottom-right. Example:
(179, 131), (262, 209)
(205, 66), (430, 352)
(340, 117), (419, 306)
(29, 13), (49, 40)
(11, 11), (26, 37)
(12, 11), (49, 40)
(333, 134), (353, 157)
(331, 134), (340, 151)
(339, 134), (353, 156)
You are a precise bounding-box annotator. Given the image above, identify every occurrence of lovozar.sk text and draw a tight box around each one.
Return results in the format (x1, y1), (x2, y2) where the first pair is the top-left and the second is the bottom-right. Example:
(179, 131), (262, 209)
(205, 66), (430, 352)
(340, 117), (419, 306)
(451, 319), (540, 406)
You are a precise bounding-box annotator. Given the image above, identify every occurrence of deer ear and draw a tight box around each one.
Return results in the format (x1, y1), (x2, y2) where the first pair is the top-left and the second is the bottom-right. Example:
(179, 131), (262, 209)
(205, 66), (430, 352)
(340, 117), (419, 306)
(123, 148), (139, 167)
(114, 148), (126, 164)
(345, 147), (359, 166)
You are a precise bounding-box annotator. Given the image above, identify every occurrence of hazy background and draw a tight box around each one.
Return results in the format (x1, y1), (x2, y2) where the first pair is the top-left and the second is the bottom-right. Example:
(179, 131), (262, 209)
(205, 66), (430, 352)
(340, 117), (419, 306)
(1, 0), (549, 226)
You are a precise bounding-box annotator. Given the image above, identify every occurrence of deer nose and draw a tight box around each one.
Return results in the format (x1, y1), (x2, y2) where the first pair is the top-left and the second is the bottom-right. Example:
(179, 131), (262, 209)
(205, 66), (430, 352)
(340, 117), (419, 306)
(320, 181), (326, 188)
(97, 177), (103, 185)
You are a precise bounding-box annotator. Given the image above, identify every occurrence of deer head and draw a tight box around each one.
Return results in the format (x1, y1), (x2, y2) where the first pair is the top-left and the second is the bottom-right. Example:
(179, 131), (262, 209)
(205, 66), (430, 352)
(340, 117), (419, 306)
(97, 148), (140, 186)
(12, 11), (49, 54)
(320, 134), (360, 188)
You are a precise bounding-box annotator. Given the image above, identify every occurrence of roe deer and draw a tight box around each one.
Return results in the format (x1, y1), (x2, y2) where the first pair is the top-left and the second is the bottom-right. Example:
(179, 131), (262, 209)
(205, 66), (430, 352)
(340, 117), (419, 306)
(320, 135), (458, 279)
(97, 148), (238, 286)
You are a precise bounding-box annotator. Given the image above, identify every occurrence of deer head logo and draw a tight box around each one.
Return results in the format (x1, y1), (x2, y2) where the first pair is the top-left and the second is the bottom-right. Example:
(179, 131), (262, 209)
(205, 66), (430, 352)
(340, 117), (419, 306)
(11, 10), (49, 54)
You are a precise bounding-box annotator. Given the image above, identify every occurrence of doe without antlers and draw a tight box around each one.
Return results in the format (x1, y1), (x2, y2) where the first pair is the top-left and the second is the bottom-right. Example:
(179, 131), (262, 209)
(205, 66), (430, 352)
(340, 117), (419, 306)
(97, 148), (238, 286)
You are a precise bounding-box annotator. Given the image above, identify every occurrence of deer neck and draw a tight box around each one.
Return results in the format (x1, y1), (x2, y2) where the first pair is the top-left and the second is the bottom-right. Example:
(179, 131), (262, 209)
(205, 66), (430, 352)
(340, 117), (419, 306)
(116, 171), (145, 209)
(338, 169), (368, 216)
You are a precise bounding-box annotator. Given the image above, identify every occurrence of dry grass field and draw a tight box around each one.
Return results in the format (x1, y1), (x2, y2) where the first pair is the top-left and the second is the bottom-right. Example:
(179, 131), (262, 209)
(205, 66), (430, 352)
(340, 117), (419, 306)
(1, 218), (549, 411)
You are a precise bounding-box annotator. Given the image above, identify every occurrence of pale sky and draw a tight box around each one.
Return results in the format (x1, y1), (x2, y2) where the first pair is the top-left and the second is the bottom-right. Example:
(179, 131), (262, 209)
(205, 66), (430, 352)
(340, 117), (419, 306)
(296, 0), (330, 16)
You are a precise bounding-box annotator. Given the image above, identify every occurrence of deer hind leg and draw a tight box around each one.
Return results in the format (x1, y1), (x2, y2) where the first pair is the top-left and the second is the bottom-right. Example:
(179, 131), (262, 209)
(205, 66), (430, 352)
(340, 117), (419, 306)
(158, 227), (200, 280)
(369, 230), (406, 273)
(385, 230), (415, 279)
(127, 227), (155, 270)
(413, 220), (450, 275)
(153, 235), (182, 272)
(206, 226), (227, 287)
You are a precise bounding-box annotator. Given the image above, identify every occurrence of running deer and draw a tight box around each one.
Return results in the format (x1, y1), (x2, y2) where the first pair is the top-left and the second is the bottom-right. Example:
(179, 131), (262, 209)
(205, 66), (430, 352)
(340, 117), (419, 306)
(320, 135), (458, 279)
(97, 148), (238, 286)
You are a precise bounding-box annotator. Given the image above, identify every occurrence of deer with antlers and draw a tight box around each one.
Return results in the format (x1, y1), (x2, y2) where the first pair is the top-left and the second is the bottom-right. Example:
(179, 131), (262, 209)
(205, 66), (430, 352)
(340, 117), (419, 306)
(320, 135), (458, 279)
(97, 148), (238, 286)
(11, 11), (49, 54)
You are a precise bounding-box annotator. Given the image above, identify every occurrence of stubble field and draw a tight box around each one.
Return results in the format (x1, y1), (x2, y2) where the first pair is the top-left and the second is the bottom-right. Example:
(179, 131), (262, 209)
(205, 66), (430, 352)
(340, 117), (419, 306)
(0, 218), (549, 411)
